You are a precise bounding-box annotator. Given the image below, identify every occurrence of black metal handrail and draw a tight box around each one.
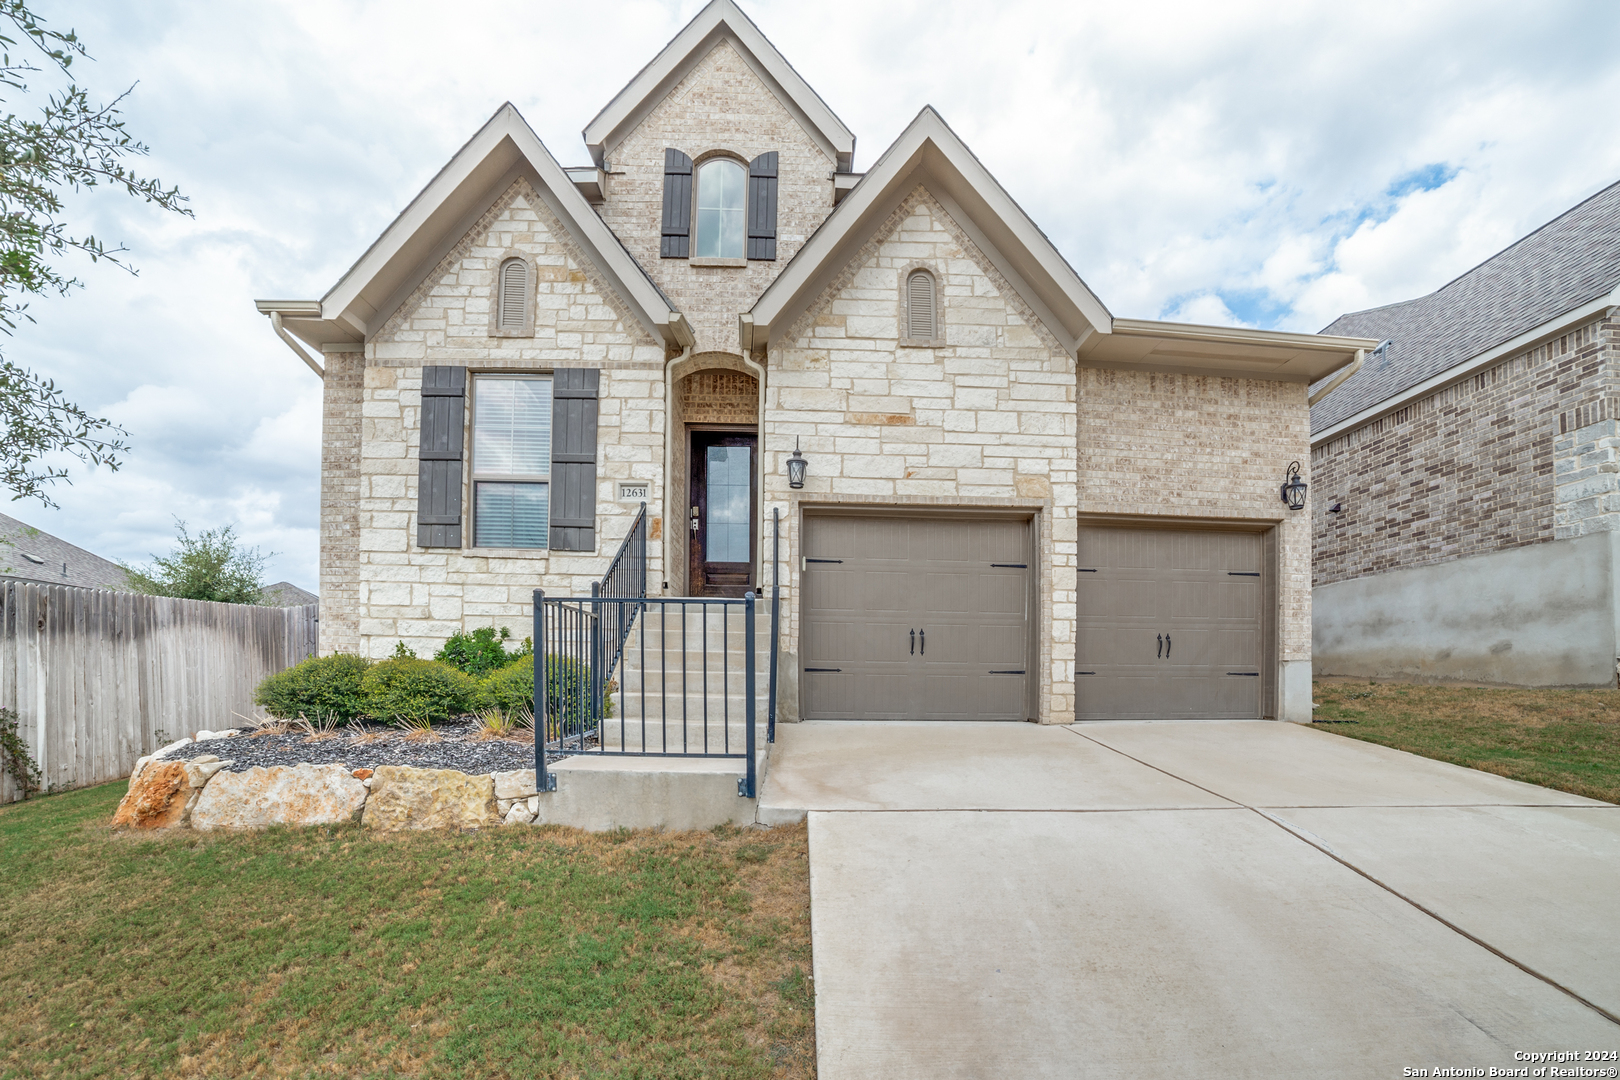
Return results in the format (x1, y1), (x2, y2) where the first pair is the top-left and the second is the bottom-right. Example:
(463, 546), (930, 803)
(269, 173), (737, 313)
(532, 592), (760, 798)
(594, 501), (648, 689)
(768, 507), (780, 743)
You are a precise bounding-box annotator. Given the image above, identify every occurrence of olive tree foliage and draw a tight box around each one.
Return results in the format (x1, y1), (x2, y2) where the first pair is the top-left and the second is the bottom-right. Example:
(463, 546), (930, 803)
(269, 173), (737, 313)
(0, 2), (191, 506)
(123, 520), (273, 606)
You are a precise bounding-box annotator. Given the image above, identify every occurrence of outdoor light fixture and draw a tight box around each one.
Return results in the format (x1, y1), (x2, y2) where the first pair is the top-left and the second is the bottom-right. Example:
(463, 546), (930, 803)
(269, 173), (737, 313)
(1281, 460), (1307, 511)
(786, 439), (808, 489)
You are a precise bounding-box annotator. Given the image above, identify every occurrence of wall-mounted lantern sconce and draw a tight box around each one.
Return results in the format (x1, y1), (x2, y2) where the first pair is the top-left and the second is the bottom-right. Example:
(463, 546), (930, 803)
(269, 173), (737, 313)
(1281, 460), (1307, 511)
(786, 439), (808, 489)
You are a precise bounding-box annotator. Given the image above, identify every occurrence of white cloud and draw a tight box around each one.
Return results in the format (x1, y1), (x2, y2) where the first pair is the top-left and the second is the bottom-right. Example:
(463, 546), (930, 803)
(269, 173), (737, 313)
(5, 0), (1619, 591)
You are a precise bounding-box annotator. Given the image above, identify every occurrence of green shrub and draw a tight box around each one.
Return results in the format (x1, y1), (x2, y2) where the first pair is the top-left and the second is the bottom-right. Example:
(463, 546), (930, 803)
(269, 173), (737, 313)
(435, 626), (520, 677)
(360, 657), (477, 723)
(476, 654), (609, 738)
(254, 653), (372, 721)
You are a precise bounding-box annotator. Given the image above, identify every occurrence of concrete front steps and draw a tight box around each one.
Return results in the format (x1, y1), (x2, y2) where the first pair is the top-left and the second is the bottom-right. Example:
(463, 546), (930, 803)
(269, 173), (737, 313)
(527, 602), (776, 829)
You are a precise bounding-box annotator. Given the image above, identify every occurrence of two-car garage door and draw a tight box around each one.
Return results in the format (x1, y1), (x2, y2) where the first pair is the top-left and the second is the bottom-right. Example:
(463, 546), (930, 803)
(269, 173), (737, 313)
(798, 515), (1269, 721)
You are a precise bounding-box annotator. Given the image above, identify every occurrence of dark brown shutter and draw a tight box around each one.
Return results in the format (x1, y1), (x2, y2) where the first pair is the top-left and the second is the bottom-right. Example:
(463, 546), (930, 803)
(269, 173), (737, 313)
(549, 368), (599, 551)
(660, 149), (692, 259)
(417, 365), (465, 548)
(747, 152), (778, 261)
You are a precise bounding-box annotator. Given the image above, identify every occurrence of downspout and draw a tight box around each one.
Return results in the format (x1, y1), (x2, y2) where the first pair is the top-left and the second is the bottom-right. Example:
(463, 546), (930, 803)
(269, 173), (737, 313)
(1308, 345), (1376, 407)
(268, 311), (326, 379)
(738, 346), (768, 591)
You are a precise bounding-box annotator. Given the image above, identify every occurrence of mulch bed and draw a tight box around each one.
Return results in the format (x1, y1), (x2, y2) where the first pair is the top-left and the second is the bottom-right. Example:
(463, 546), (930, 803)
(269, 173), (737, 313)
(170, 720), (589, 776)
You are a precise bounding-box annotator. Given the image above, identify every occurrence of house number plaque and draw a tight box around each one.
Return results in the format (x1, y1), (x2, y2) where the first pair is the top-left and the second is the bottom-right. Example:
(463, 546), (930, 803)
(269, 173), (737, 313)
(617, 482), (650, 503)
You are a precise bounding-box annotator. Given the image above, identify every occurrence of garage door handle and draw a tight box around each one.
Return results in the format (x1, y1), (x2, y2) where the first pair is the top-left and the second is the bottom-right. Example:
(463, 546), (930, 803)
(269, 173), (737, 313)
(991, 563), (1027, 568)
(1228, 571), (1260, 577)
(1157, 633), (1163, 658)
(1165, 633), (1171, 658)
(1227, 671), (1260, 676)
(919, 629), (925, 655)
(804, 668), (842, 673)
(910, 628), (915, 655)
(989, 670), (1025, 675)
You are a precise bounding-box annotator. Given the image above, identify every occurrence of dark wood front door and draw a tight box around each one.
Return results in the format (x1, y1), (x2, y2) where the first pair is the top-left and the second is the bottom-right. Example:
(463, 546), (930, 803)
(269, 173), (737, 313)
(689, 431), (757, 597)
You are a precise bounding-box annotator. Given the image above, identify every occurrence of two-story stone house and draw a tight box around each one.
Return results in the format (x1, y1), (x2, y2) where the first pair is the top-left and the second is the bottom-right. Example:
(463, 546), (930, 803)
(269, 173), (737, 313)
(258, 0), (1371, 724)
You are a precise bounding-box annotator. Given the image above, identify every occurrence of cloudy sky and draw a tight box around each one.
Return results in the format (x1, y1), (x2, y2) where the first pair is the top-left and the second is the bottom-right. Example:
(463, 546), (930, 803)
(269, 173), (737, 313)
(7, 0), (1620, 592)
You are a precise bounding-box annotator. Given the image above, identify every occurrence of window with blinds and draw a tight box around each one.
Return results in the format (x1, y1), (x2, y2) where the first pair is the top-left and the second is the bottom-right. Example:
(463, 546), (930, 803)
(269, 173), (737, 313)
(472, 375), (551, 548)
(497, 257), (529, 330)
(906, 270), (937, 340)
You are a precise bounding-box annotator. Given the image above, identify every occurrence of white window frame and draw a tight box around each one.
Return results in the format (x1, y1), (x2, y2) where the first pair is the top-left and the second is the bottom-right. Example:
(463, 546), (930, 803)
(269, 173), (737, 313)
(470, 373), (552, 549)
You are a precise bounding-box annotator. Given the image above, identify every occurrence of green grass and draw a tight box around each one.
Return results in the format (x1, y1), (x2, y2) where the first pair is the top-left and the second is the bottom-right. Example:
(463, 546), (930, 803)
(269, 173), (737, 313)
(1313, 680), (1620, 804)
(0, 782), (815, 1079)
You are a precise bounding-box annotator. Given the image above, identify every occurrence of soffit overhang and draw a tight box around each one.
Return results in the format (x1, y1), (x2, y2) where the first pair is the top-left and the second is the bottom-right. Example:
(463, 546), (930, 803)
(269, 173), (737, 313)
(747, 107), (1112, 355)
(582, 0), (855, 172)
(258, 103), (692, 351)
(1080, 319), (1379, 382)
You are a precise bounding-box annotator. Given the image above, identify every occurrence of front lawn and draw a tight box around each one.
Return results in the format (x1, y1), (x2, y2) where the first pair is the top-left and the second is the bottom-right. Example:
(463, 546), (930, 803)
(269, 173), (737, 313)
(1312, 680), (1620, 804)
(0, 782), (814, 1079)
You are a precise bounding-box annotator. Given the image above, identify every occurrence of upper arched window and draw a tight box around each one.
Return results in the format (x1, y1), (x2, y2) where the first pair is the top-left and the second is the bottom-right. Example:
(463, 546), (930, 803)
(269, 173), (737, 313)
(906, 269), (937, 340)
(695, 159), (746, 259)
(497, 257), (529, 330)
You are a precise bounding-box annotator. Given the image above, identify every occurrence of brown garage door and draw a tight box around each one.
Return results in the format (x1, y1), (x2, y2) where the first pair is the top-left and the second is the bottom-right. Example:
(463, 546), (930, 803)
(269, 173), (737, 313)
(1076, 525), (1266, 720)
(801, 515), (1031, 720)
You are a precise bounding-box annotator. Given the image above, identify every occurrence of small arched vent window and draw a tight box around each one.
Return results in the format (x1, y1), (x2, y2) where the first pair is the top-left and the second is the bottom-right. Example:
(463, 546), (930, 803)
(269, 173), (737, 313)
(497, 257), (529, 330)
(906, 269), (937, 340)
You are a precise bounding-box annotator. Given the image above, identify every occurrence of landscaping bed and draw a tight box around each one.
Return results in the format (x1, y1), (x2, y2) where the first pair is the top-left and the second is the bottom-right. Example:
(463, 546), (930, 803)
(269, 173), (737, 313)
(1312, 679), (1620, 804)
(170, 719), (565, 776)
(0, 781), (815, 1079)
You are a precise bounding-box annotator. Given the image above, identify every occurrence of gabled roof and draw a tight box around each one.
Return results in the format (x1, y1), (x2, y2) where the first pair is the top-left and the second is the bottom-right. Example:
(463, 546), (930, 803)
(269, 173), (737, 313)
(746, 107), (1111, 355)
(583, 0), (855, 172)
(1312, 178), (1620, 435)
(258, 104), (693, 350)
(0, 512), (129, 592)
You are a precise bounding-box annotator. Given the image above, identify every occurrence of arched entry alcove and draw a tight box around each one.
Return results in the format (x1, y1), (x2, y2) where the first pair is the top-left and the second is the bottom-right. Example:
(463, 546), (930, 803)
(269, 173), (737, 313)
(668, 354), (759, 597)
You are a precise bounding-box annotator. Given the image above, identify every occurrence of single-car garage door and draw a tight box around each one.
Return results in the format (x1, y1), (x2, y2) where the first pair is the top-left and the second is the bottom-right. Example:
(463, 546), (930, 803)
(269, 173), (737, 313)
(801, 515), (1032, 721)
(1076, 525), (1268, 720)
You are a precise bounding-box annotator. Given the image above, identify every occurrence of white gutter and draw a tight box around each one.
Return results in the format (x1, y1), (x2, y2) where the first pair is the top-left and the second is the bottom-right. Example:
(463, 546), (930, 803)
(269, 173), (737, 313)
(1312, 286), (1620, 446)
(268, 311), (325, 379)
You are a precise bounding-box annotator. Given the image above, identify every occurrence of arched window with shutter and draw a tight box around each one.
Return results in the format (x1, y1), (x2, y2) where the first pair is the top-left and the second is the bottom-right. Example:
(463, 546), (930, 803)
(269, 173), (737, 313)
(906, 269), (937, 341)
(496, 257), (530, 333)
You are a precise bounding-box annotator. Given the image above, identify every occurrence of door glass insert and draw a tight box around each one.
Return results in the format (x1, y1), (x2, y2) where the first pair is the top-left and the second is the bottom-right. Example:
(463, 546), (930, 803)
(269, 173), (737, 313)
(705, 445), (751, 562)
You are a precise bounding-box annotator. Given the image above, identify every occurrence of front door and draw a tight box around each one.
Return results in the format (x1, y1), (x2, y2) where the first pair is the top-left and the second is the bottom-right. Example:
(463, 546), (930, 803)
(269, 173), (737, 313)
(689, 431), (757, 597)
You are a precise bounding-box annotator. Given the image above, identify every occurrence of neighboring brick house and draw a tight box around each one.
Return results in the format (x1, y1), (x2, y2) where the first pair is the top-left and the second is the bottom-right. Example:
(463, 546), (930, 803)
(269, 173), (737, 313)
(1310, 179), (1620, 686)
(259, 0), (1369, 723)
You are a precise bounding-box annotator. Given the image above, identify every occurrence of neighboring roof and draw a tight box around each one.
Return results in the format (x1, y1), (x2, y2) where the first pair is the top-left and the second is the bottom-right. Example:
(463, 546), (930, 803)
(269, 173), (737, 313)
(583, 0), (855, 173)
(747, 107), (1112, 355)
(263, 581), (318, 607)
(0, 512), (129, 591)
(257, 103), (694, 351)
(1082, 319), (1377, 383)
(1312, 178), (1620, 434)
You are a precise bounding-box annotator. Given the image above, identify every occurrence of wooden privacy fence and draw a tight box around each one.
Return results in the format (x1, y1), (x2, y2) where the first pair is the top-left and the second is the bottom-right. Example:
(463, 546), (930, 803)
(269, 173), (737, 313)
(0, 579), (318, 802)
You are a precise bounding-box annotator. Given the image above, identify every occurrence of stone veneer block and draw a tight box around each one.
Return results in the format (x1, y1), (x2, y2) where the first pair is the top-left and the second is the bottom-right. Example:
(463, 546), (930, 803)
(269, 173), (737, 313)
(191, 764), (368, 830)
(361, 766), (499, 831)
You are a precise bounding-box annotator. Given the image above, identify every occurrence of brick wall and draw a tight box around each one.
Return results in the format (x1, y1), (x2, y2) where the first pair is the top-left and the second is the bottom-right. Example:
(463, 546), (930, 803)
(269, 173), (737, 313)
(766, 188), (1079, 721)
(319, 351), (364, 654)
(680, 368), (758, 424)
(595, 38), (836, 356)
(1076, 368), (1314, 664)
(345, 179), (667, 657)
(1310, 315), (1616, 589)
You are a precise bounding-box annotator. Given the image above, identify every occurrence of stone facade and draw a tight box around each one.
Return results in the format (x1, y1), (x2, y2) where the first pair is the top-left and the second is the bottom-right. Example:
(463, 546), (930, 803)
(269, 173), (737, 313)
(765, 189), (1080, 721)
(595, 39), (835, 354)
(1310, 316), (1617, 589)
(319, 350), (365, 654)
(347, 179), (666, 657)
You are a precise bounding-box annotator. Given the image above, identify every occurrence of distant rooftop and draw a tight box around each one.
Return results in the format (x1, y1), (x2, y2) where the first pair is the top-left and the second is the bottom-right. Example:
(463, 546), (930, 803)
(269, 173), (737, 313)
(263, 580), (319, 607)
(1312, 178), (1620, 434)
(0, 512), (130, 591)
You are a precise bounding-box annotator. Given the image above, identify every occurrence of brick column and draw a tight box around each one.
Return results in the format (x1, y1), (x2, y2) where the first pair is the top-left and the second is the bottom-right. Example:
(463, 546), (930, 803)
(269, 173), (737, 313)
(319, 350), (364, 654)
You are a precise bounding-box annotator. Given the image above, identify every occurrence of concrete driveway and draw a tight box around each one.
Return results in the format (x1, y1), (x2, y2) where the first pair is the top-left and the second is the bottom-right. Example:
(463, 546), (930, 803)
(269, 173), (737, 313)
(758, 720), (1620, 1079)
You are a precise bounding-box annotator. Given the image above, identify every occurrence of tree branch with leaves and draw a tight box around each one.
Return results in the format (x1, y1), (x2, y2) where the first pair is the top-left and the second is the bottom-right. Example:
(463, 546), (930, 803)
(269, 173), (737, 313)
(0, 1), (191, 505)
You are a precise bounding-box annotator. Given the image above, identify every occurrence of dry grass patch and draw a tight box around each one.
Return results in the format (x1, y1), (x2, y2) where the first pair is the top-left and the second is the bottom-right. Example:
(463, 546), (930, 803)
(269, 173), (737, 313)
(1313, 679), (1620, 804)
(0, 783), (814, 1079)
